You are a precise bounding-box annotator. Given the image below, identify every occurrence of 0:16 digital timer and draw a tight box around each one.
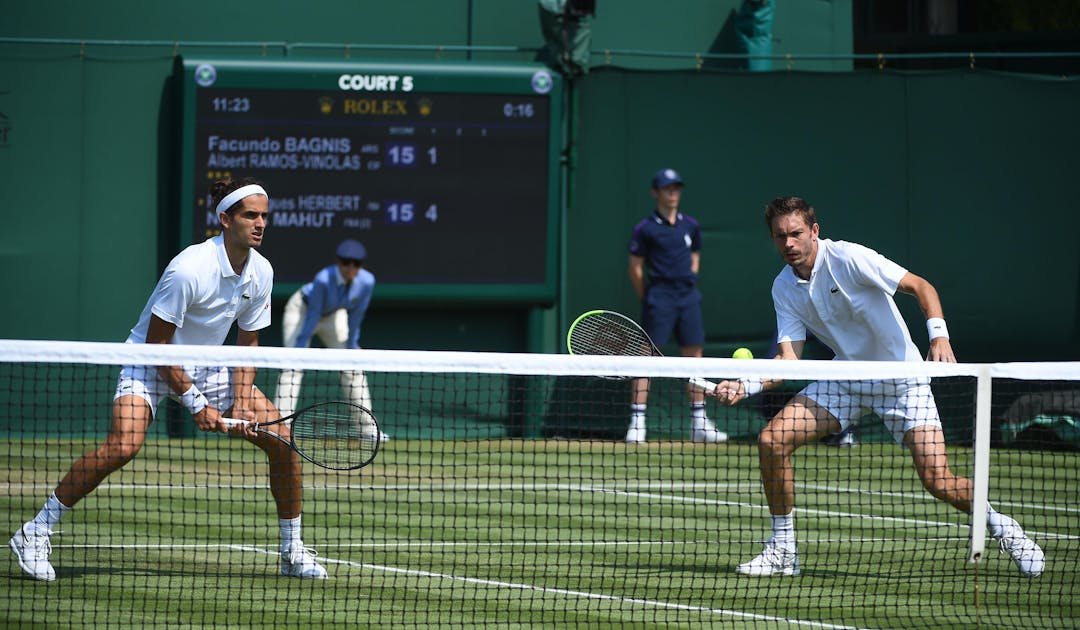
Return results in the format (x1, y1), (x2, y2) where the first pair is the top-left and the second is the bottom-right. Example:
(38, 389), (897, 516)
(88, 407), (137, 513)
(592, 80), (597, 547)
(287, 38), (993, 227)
(502, 102), (535, 118)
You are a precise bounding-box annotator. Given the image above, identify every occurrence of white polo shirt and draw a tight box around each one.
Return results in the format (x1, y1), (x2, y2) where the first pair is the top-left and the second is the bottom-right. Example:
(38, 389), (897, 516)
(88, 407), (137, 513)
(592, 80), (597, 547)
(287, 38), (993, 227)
(772, 238), (922, 362)
(127, 235), (273, 346)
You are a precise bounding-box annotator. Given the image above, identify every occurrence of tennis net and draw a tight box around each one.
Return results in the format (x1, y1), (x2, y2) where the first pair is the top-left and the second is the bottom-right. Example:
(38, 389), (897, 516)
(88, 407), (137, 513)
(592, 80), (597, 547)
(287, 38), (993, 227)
(1, 339), (1077, 628)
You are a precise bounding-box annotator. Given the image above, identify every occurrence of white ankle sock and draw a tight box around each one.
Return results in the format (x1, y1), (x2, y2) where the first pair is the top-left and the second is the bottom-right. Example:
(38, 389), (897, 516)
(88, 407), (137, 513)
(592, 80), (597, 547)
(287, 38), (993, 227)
(690, 402), (707, 429)
(771, 513), (796, 550)
(29, 493), (69, 534)
(629, 404), (646, 430)
(279, 516), (303, 551)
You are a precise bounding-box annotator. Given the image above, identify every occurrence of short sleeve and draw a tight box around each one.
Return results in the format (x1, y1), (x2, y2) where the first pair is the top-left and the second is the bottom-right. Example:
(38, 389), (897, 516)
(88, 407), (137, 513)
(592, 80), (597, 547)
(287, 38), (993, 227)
(149, 261), (195, 328)
(628, 221), (649, 257)
(844, 242), (907, 295)
(772, 280), (806, 345)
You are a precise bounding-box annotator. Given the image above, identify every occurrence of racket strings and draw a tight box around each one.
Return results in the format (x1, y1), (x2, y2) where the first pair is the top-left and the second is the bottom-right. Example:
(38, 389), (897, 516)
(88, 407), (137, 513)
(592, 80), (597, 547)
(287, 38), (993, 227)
(290, 402), (379, 470)
(570, 312), (653, 357)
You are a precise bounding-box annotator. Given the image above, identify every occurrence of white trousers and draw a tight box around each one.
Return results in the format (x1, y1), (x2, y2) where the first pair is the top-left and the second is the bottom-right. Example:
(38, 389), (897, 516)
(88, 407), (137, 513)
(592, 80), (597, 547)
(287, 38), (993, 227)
(274, 290), (372, 417)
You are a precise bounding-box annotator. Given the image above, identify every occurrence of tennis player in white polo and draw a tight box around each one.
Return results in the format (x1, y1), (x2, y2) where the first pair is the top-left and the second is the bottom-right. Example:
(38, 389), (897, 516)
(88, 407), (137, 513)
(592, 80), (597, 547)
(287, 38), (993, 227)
(9, 177), (328, 581)
(710, 196), (1044, 578)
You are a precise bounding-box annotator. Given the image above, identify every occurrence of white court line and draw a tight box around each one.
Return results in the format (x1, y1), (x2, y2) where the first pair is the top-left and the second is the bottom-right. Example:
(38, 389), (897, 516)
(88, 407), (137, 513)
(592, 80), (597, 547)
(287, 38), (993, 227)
(4, 481), (1075, 539)
(55, 536), (968, 550)
(801, 483), (1080, 515)
(232, 544), (874, 630)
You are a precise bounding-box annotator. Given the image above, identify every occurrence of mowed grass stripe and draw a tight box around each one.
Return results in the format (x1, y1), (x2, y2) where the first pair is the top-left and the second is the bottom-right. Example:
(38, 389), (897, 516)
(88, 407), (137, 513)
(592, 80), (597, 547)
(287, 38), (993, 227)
(2, 439), (1076, 627)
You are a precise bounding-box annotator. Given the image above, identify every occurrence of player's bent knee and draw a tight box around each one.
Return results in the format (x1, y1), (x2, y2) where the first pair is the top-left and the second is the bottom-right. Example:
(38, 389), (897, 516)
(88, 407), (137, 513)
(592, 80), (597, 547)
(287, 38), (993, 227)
(99, 439), (143, 468)
(253, 432), (294, 457)
(757, 428), (791, 457)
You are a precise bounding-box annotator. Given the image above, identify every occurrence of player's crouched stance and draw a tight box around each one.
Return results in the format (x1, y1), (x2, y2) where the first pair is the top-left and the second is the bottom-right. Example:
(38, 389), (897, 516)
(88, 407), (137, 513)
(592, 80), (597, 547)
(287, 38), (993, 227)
(10, 178), (327, 581)
(9, 373), (328, 583)
(710, 195), (1044, 579)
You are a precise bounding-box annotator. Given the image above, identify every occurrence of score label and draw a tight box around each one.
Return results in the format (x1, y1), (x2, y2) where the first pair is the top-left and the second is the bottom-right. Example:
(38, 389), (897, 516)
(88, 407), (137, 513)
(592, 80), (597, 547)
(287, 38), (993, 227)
(180, 59), (560, 300)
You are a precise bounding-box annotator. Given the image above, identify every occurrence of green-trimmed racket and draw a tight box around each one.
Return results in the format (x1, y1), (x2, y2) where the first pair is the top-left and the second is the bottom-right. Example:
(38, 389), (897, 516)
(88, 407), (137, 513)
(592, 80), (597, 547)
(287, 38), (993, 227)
(566, 309), (717, 391)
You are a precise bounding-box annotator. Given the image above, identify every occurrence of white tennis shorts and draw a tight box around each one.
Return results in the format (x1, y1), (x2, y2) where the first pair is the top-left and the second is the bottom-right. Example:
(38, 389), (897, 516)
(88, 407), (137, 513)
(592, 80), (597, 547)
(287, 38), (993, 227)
(800, 378), (942, 445)
(114, 364), (234, 419)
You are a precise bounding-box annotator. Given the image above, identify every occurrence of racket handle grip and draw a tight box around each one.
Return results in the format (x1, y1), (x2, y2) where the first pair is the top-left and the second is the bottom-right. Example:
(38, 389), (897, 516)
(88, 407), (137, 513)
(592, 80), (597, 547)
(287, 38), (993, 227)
(220, 418), (253, 428)
(688, 377), (717, 391)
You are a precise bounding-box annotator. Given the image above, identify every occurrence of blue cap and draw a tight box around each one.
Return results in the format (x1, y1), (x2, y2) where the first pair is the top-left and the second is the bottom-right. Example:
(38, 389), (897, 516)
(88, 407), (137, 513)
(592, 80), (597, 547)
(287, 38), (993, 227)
(651, 168), (684, 188)
(336, 238), (367, 260)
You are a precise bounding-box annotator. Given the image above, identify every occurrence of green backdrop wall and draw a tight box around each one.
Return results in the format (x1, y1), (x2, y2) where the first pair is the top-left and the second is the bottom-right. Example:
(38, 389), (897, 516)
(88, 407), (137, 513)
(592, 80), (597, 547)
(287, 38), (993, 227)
(0, 0), (851, 349)
(568, 69), (1080, 362)
(2, 1), (1076, 363)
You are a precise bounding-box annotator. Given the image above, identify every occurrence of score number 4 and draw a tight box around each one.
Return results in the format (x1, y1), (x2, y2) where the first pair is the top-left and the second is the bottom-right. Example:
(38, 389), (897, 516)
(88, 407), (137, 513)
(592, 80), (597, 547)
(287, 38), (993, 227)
(386, 202), (438, 224)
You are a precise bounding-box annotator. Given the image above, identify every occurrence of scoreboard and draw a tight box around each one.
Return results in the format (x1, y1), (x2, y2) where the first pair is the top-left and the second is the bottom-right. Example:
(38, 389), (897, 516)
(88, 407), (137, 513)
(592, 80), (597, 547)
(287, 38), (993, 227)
(177, 58), (562, 302)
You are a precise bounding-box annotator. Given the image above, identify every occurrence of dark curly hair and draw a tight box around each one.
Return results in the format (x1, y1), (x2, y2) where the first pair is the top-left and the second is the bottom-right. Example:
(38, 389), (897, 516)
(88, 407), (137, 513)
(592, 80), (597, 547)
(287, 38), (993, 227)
(208, 176), (265, 216)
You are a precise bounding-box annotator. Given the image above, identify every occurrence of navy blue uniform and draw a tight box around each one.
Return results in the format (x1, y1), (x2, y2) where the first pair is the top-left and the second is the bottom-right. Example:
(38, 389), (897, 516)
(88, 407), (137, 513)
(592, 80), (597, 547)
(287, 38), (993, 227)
(628, 210), (704, 347)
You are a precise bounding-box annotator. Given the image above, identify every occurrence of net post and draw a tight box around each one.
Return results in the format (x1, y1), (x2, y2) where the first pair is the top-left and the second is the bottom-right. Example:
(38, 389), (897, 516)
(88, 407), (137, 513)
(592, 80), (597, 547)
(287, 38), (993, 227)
(968, 364), (992, 564)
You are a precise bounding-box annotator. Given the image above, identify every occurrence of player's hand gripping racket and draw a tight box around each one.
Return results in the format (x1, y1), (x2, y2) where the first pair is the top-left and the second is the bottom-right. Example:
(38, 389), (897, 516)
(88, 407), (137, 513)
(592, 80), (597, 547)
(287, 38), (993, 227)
(566, 309), (717, 391)
(222, 401), (381, 471)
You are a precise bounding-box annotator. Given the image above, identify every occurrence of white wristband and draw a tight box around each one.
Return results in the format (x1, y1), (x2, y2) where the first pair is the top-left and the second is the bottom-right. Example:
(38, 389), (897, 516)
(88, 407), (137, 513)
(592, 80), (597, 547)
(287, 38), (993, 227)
(179, 384), (207, 415)
(927, 317), (949, 341)
(740, 378), (763, 397)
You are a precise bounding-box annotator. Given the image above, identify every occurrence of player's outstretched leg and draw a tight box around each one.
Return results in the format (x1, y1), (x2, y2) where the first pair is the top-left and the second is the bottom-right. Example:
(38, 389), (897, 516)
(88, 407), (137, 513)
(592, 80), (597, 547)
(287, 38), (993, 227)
(907, 425), (1045, 578)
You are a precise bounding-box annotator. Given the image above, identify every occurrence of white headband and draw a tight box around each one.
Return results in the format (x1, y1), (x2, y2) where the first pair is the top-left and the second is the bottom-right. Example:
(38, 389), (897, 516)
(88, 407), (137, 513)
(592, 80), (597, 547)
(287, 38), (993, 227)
(216, 184), (268, 215)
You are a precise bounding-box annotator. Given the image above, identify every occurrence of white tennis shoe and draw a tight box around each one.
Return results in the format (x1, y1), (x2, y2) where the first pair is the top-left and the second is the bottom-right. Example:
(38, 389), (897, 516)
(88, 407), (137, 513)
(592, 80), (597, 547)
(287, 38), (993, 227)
(9, 524), (56, 581)
(280, 545), (328, 579)
(997, 527), (1045, 578)
(735, 541), (800, 576)
(624, 426), (646, 444)
(691, 417), (728, 443)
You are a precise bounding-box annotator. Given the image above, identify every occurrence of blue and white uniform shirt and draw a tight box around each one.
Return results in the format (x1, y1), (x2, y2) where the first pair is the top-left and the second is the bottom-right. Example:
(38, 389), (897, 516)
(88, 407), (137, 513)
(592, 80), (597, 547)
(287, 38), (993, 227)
(295, 264), (376, 349)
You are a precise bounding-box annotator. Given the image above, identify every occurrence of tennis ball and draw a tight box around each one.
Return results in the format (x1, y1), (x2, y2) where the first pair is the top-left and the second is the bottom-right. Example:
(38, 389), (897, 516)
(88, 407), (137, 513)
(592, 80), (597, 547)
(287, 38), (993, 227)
(732, 347), (754, 360)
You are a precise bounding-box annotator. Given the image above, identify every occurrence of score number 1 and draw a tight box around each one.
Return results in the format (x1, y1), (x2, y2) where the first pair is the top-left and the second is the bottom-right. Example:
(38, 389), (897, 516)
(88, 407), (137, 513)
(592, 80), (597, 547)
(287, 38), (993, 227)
(385, 143), (437, 167)
(385, 201), (439, 224)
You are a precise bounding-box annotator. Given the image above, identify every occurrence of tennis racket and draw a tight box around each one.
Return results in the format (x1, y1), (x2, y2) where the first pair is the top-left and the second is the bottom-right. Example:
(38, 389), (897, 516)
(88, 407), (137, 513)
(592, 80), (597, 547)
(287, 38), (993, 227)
(222, 401), (381, 471)
(566, 309), (717, 391)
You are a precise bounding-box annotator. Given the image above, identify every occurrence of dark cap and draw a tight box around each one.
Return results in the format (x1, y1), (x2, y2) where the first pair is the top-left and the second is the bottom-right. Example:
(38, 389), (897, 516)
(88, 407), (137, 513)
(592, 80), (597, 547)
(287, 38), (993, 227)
(651, 168), (684, 188)
(336, 238), (367, 260)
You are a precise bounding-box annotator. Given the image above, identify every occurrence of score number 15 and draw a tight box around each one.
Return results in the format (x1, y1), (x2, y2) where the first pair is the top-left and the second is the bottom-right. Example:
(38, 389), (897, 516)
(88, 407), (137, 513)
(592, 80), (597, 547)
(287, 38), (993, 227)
(385, 143), (437, 167)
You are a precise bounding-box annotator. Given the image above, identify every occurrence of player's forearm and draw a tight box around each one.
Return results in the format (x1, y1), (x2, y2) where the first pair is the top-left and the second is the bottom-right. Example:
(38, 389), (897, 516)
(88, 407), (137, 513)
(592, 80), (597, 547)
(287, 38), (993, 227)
(627, 256), (646, 299)
(760, 353), (795, 391)
(899, 273), (945, 320)
(156, 365), (194, 396)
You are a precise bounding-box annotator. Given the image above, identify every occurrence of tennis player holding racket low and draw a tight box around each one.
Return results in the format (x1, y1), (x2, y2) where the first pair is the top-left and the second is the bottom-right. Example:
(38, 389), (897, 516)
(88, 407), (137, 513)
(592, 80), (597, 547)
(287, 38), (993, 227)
(9, 177), (328, 581)
(709, 196), (1043, 578)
